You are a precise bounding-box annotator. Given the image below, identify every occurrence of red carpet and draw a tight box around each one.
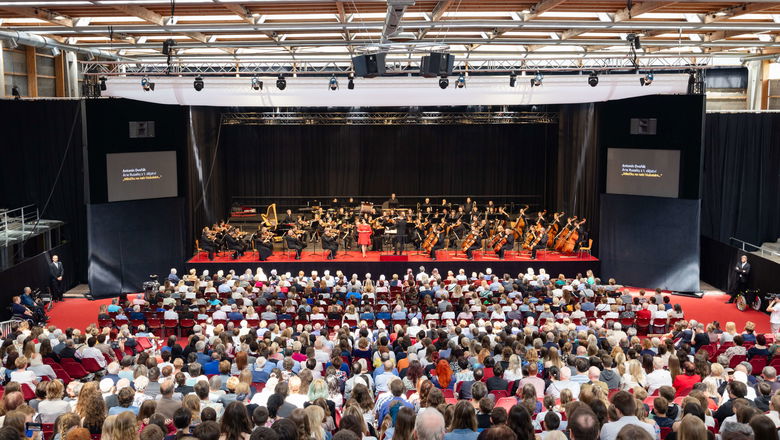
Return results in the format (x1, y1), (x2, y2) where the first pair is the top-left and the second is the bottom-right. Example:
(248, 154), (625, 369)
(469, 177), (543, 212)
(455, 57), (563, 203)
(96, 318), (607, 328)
(44, 290), (772, 336)
(187, 249), (598, 264)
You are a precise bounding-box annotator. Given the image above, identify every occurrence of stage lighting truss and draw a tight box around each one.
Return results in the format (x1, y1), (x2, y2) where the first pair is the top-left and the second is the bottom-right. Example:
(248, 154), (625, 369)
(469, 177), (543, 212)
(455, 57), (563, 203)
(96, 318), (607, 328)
(220, 111), (558, 126)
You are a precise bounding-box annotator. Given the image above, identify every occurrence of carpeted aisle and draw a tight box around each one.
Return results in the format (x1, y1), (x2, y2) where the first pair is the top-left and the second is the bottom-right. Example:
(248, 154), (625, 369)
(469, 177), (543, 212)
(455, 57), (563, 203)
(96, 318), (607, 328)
(46, 298), (113, 331)
(42, 291), (772, 335)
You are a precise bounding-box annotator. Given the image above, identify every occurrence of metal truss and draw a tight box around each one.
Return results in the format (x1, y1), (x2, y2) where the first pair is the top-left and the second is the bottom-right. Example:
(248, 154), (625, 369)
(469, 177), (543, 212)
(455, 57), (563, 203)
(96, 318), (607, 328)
(82, 55), (712, 77)
(220, 111), (559, 126)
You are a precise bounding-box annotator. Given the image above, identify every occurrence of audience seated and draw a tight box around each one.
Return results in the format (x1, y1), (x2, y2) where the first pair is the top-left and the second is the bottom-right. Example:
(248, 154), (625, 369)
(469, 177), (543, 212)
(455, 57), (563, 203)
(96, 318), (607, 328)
(0, 266), (776, 440)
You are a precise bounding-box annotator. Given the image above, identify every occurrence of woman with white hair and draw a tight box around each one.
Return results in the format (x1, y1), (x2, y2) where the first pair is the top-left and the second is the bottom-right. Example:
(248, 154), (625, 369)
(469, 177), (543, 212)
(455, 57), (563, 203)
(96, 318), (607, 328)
(504, 355), (524, 382)
(620, 359), (647, 391)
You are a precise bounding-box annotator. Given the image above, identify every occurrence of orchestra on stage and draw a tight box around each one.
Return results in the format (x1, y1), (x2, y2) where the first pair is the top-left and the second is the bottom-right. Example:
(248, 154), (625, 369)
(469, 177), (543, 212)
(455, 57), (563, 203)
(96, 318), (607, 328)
(197, 195), (590, 261)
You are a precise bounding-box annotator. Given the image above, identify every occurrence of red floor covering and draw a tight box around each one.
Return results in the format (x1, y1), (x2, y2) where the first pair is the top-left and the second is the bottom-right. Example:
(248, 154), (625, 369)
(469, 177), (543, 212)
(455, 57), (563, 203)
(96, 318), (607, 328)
(47, 290), (771, 336)
(187, 249), (599, 264)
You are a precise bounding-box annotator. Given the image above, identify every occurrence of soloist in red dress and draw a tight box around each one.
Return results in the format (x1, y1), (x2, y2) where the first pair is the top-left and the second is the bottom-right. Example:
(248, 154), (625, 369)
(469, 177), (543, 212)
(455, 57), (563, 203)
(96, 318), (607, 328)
(357, 224), (372, 246)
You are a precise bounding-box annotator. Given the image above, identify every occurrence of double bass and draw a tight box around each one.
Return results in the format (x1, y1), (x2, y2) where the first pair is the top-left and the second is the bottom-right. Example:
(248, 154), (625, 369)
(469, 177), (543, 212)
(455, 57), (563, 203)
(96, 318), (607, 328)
(546, 212), (565, 248)
(510, 205), (528, 239)
(554, 216), (577, 251)
(562, 219), (586, 253)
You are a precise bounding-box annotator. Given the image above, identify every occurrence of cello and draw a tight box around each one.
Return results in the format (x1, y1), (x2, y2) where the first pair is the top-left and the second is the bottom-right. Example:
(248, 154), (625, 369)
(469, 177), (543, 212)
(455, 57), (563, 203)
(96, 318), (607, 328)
(460, 226), (481, 252)
(522, 210), (546, 250)
(562, 219), (586, 253)
(422, 226), (440, 253)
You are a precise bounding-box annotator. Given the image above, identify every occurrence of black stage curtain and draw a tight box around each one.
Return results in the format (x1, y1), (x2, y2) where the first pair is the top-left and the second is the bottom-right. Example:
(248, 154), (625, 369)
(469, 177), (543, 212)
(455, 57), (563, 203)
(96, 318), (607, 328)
(702, 113), (780, 246)
(556, 103), (601, 249)
(0, 100), (87, 283)
(186, 107), (228, 240)
(600, 194), (700, 292)
(88, 197), (185, 297)
(219, 123), (558, 203)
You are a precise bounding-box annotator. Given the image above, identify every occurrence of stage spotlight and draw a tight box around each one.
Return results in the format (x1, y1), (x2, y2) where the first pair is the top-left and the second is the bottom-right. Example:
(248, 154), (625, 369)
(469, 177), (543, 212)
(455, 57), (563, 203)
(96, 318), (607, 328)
(640, 72), (654, 86)
(193, 76), (204, 91)
(509, 72), (517, 87)
(439, 75), (449, 89)
(455, 73), (465, 88)
(11, 85), (20, 100)
(141, 76), (155, 92)
(530, 72), (543, 87)
(251, 77), (263, 90)
(588, 72), (599, 87)
(276, 74), (286, 90)
(99, 76), (107, 91)
(347, 73), (354, 90)
(328, 75), (339, 91)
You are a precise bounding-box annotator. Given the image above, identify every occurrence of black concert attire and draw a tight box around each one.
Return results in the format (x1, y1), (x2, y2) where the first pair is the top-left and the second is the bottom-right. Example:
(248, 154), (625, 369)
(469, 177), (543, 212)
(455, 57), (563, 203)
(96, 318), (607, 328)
(387, 198), (400, 209)
(464, 233), (481, 260)
(225, 234), (245, 259)
(530, 228), (547, 260)
(497, 233), (515, 260)
(728, 260), (752, 303)
(372, 219), (386, 251)
(393, 219), (408, 255)
(255, 237), (274, 261)
(49, 259), (65, 301)
(200, 233), (217, 260)
(429, 231), (445, 260)
(285, 234), (305, 259)
(322, 234), (338, 260)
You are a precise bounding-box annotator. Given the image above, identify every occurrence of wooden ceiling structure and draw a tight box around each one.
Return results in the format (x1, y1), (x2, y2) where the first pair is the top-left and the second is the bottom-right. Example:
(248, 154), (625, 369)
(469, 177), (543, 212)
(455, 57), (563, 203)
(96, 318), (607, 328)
(2, 0), (779, 67)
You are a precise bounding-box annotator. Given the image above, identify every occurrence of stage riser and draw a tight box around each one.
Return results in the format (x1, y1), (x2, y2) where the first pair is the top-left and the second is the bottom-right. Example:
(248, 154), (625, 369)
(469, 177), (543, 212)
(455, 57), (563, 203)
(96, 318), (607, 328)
(183, 260), (600, 278)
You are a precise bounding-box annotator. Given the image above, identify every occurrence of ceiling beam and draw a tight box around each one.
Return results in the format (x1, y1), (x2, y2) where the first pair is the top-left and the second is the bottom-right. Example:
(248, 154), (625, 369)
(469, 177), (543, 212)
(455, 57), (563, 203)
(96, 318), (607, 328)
(2, 6), (73, 27)
(704, 2), (777, 23)
(562, 1), (671, 40)
(110, 2), (236, 54)
(524, 0), (567, 21)
(432, 0), (454, 21)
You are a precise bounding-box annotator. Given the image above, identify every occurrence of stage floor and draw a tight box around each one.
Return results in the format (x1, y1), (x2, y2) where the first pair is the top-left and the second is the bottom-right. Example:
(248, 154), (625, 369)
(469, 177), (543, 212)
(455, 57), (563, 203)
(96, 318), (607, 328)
(188, 249), (597, 264)
(185, 250), (599, 277)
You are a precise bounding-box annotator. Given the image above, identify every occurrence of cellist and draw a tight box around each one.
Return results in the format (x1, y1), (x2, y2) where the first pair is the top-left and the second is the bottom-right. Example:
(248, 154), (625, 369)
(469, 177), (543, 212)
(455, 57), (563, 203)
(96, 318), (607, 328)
(530, 224), (547, 260)
(494, 225), (515, 260)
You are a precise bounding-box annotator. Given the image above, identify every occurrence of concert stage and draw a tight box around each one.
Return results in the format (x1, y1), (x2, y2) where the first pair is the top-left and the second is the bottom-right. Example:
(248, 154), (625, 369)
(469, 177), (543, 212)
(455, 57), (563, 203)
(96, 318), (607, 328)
(185, 250), (599, 277)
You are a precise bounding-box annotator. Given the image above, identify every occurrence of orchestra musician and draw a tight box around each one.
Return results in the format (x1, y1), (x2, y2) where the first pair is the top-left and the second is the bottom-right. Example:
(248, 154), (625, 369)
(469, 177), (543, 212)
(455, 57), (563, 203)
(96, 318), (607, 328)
(463, 224), (482, 260)
(495, 225), (515, 260)
(254, 227), (274, 261)
(356, 218), (372, 258)
(225, 227), (246, 259)
(322, 228), (339, 260)
(200, 227), (217, 260)
(392, 214), (409, 255)
(281, 209), (295, 225)
(530, 224), (547, 260)
(428, 225), (445, 260)
(284, 228), (305, 260)
(386, 193), (400, 209)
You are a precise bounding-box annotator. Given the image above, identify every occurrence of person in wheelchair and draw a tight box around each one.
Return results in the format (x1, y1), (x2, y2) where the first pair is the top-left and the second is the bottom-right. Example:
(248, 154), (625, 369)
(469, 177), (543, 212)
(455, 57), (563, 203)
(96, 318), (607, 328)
(11, 295), (41, 325)
(20, 287), (48, 323)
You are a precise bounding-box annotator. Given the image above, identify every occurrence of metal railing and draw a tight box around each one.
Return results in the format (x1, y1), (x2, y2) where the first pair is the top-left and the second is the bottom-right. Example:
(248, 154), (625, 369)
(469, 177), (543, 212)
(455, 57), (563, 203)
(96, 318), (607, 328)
(729, 237), (780, 259)
(0, 320), (21, 338)
(0, 204), (40, 247)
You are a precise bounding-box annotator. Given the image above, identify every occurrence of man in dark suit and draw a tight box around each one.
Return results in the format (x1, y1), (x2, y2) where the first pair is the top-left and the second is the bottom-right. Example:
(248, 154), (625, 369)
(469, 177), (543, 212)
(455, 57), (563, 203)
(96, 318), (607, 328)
(727, 255), (752, 303)
(428, 226), (445, 260)
(49, 254), (65, 301)
(393, 215), (408, 255)
(496, 227), (515, 260)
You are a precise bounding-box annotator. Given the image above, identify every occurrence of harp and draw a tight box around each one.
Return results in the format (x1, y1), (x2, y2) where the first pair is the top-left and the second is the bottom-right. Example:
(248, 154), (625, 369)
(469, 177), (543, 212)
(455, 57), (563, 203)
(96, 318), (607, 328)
(261, 203), (278, 228)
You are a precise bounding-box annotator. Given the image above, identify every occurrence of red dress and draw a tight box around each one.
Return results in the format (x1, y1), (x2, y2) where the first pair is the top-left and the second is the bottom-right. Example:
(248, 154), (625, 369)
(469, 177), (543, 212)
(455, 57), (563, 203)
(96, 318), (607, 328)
(357, 224), (372, 246)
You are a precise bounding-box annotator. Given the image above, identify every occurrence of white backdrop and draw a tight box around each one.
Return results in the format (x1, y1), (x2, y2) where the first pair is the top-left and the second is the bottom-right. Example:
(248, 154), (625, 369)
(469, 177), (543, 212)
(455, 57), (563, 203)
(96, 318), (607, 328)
(103, 73), (690, 107)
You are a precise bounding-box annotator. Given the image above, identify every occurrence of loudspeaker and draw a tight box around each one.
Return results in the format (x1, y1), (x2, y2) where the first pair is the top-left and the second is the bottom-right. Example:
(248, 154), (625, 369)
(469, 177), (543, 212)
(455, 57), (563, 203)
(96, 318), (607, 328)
(352, 53), (386, 78)
(420, 52), (454, 78)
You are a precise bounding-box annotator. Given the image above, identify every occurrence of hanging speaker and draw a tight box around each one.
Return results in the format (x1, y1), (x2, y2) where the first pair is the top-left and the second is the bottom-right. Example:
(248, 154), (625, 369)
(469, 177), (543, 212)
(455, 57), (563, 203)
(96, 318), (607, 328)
(420, 52), (455, 78)
(352, 53), (387, 78)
